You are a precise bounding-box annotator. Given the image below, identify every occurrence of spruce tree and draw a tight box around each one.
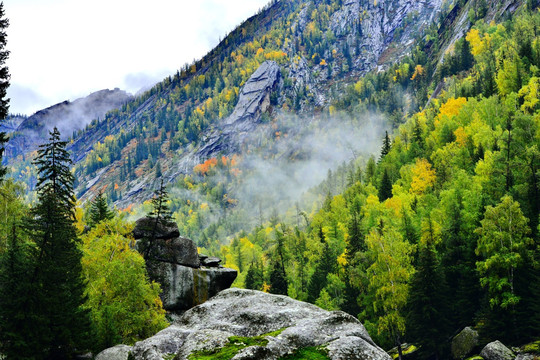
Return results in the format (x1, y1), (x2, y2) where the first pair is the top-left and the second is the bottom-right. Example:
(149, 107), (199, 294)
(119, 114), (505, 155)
(380, 131), (391, 161)
(25, 127), (89, 359)
(0, 2), (10, 180)
(141, 179), (173, 258)
(378, 168), (393, 201)
(88, 190), (114, 227)
(406, 237), (450, 360)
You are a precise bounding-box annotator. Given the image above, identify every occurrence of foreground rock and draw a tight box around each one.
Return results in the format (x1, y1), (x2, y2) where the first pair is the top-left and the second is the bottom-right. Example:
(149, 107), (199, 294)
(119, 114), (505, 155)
(94, 344), (132, 360)
(480, 340), (515, 360)
(452, 327), (479, 359)
(98, 288), (391, 360)
(134, 217), (237, 311)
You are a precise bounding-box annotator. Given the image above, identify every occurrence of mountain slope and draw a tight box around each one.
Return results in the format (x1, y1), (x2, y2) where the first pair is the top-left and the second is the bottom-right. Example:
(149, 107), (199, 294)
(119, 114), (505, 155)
(58, 0), (448, 207)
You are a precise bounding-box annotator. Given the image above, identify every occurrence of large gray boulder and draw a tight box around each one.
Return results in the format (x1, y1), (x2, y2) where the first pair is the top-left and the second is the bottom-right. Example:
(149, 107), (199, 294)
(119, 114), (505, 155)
(480, 340), (515, 360)
(123, 288), (391, 360)
(153, 262), (237, 311)
(95, 344), (132, 360)
(452, 327), (479, 359)
(132, 217), (180, 240)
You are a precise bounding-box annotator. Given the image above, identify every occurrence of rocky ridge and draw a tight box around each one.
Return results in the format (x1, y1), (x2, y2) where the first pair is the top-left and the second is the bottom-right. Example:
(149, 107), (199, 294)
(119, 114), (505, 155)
(96, 288), (392, 360)
(6, 88), (132, 158)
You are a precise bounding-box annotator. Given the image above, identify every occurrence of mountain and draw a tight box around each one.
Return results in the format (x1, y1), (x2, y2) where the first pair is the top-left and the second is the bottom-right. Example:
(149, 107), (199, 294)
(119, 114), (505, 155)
(57, 0), (448, 206)
(5, 88), (132, 158)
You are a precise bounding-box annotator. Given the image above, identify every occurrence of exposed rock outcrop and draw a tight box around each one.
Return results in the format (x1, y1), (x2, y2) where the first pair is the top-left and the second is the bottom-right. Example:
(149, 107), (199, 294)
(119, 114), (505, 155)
(133, 217), (236, 311)
(480, 340), (515, 360)
(100, 288), (391, 360)
(452, 327), (479, 359)
(196, 60), (281, 160)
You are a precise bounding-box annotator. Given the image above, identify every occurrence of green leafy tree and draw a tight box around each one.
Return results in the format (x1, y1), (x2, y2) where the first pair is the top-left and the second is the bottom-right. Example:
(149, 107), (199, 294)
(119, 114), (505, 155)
(25, 127), (90, 359)
(0, 2), (9, 181)
(81, 217), (168, 352)
(366, 221), (415, 360)
(475, 195), (532, 309)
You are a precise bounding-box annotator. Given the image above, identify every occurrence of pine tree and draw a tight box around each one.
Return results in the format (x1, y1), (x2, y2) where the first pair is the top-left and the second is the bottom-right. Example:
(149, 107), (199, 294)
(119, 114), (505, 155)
(88, 190), (114, 227)
(25, 127), (89, 359)
(307, 239), (336, 303)
(378, 168), (393, 201)
(245, 261), (264, 290)
(406, 236), (450, 360)
(380, 131), (391, 161)
(0, 2), (10, 181)
(141, 179), (173, 258)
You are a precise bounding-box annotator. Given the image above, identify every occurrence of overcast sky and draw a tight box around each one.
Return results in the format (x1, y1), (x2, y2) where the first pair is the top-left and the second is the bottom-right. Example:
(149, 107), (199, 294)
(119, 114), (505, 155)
(4, 0), (270, 115)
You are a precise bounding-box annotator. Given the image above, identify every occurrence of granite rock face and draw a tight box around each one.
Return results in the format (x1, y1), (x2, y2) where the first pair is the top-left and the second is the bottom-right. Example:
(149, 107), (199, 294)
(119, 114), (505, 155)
(101, 288), (392, 360)
(133, 217), (237, 311)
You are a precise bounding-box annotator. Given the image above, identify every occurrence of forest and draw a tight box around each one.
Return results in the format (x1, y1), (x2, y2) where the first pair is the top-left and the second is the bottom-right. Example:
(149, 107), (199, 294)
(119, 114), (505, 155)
(0, 0), (539, 359)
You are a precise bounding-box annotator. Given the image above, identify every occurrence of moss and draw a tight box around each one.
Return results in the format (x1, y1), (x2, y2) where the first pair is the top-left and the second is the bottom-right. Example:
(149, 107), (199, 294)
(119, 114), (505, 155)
(389, 344), (418, 359)
(187, 328), (287, 360)
(522, 340), (540, 354)
(464, 356), (483, 360)
(278, 346), (330, 360)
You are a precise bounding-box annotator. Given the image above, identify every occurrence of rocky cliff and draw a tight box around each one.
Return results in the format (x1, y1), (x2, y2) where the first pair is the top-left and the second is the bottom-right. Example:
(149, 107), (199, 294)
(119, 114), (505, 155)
(96, 288), (392, 360)
(133, 217), (237, 311)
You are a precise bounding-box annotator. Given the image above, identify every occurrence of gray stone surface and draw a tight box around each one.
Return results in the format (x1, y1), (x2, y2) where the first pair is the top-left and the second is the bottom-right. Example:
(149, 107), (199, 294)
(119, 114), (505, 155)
(480, 340), (515, 360)
(201, 256), (221, 267)
(112, 288), (390, 360)
(153, 262), (237, 311)
(452, 327), (479, 359)
(132, 217), (180, 240)
(95, 344), (132, 360)
(151, 236), (200, 268)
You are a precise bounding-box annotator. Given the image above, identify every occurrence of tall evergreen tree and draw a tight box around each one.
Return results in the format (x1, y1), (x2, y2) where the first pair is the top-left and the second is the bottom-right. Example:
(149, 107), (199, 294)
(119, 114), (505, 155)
(88, 190), (114, 227)
(378, 168), (393, 202)
(308, 238), (336, 303)
(0, 2), (10, 180)
(25, 127), (89, 359)
(380, 131), (391, 161)
(406, 236), (450, 360)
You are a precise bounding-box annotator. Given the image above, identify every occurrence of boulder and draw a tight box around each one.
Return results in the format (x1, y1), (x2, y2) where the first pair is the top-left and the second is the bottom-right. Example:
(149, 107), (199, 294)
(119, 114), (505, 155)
(480, 341), (515, 360)
(452, 327), (479, 359)
(201, 256), (221, 267)
(152, 262), (237, 311)
(117, 288), (391, 360)
(147, 236), (199, 268)
(132, 217), (180, 240)
(95, 344), (132, 360)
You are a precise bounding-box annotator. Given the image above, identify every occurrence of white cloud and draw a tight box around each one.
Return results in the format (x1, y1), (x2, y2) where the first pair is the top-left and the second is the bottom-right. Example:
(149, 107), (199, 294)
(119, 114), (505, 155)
(4, 0), (270, 115)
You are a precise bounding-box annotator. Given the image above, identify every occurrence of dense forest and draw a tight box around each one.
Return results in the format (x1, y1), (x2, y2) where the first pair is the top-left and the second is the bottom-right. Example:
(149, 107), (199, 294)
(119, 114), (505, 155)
(0, 0), (539, 359)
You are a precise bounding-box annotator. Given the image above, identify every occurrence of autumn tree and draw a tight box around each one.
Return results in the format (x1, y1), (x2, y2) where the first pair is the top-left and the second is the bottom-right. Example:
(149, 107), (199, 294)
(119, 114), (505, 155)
(81, 217), (168, 352)
(366, 221), (415, 360)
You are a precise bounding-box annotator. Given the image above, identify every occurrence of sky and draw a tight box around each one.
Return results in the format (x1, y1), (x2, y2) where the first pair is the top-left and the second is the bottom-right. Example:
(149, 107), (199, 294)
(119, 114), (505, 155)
(4, 0), (270, 116)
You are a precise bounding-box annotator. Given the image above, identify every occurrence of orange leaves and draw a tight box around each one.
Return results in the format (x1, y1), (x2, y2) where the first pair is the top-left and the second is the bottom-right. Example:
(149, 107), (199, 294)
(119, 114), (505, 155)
(193, 158), (218, 176)
(410, 158), (436, 195)
(410, 64), (425, 81)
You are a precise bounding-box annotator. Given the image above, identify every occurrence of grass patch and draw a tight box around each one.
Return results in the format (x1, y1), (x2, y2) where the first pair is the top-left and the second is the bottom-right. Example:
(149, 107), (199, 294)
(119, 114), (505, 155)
(187, 328), (286, 360)
(523, 340), (540, 354)
(279, 346), (330, 360)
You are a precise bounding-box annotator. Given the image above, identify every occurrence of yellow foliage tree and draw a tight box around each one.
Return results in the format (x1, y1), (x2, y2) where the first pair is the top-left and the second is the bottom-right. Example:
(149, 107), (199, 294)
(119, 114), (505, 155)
(410, 158), (436, 195)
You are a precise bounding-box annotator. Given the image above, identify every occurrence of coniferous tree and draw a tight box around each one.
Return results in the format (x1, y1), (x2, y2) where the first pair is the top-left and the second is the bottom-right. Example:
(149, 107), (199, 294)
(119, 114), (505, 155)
(378, 169), (393, 202)
(380, 131), (391, 161)
(245, 261), (264, 290)
(0, 2), (10, 180)
(88, 190), (114, 227)
(406, 236), (450, 360)
(25, 127), (89, 359)
(307, 238), (336, 303)
(141, 179), (173, 258)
